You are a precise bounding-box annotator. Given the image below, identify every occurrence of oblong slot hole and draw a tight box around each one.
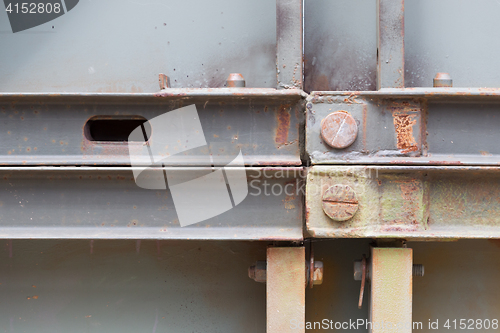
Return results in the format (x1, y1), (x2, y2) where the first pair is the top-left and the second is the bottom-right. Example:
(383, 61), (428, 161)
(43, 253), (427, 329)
(84, 116), (151, 142)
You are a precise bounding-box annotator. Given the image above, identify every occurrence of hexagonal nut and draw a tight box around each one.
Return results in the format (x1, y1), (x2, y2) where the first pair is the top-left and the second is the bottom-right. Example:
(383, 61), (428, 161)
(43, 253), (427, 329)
(248, 261), (266, 283)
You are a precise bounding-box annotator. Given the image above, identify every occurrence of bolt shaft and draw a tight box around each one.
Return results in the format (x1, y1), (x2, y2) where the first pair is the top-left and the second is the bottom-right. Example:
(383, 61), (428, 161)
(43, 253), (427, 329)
(412, 264), (424, 277)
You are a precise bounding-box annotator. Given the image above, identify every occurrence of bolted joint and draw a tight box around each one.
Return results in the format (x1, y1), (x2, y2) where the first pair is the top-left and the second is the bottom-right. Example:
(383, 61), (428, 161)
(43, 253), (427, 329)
(248, 260), (323, 287)
(354, 259), (424, 281)
(322, 184), (358, 222)
(226, 73), (246, 87)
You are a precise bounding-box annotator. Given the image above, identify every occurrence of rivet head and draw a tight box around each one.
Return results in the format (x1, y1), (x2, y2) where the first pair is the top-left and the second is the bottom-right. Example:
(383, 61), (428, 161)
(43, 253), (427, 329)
(322, 184), (358, 222)
(320, 111), (358, 149)
(226, 73), (245, 87)
(433, 72), (452, 87)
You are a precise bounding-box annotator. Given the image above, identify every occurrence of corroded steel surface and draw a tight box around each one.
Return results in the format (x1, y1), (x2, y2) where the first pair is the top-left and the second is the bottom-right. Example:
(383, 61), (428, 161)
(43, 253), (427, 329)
(0, 90), (304, 166)
(307, 166), (500, 239)
(267, 247), (305, 333)
(307, 90), (500, 165)
(370, 248), (412, 333)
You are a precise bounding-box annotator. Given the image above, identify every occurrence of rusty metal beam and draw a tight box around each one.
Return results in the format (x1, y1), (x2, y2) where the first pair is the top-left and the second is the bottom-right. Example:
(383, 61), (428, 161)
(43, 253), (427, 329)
(0, 90), (305, 166)
(276, 0), (303, 89)
(370, 247), (412, 333)
(267, 246), (305, 333)
(377, 0), (405, 89)
(307, 91), (500, 165)
(309, 88), (500, 99)
(307, 166), (500, 240)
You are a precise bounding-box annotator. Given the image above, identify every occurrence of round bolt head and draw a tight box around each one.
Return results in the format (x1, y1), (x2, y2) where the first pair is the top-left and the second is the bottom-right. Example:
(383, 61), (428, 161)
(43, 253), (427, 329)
(226, 73), (245, 87)
(322, 184), (358, 222)
(433, 72), (452, 87)
(321, 111), (358, 149)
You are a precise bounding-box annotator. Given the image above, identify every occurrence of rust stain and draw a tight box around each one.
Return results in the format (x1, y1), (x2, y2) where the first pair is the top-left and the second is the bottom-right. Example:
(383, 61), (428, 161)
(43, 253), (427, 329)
(393, 113), (418, 153)
(284, 196), (296, 210)
(400, 181), (420, 225)
(275, 104), (291, 145)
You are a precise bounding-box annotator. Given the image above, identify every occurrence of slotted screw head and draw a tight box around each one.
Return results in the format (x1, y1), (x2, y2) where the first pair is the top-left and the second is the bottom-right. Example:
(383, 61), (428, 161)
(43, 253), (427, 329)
(322, 184), (358, 221)
(320, 111), (358, 149)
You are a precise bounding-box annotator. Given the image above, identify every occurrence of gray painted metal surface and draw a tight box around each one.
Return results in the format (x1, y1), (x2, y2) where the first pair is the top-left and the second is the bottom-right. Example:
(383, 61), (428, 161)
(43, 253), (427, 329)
(307, 89), (500, 165)
(377, 0), (405, 89)
(405, 0), (500, 88)
(276, 0), (303, 89)
(0, 0), (276, 92)
(0, 90), (304, 166)
(305, 0), (500, 91)
(0, 239), (267, 333)
(0, 167), (303, 240)
(304, 0), (377, 92)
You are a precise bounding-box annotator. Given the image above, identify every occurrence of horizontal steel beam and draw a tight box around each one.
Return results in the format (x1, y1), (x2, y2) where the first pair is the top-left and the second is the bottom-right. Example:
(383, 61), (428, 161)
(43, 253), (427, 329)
(0, 90), (305, 166)
(307, 91), (500, 165)
(311, 88), (500, 99)
(0, 167), (303, 240)
(0, 89), (307, 99)
(306, 166), (500, 239)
